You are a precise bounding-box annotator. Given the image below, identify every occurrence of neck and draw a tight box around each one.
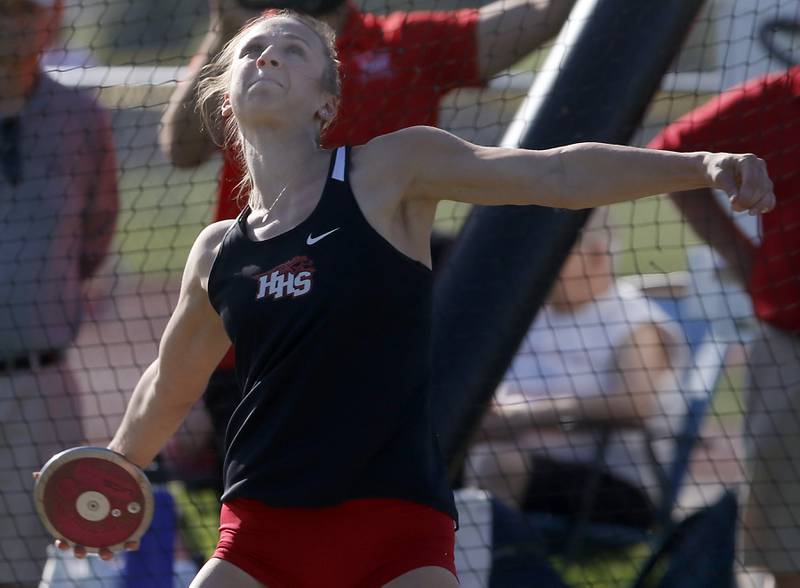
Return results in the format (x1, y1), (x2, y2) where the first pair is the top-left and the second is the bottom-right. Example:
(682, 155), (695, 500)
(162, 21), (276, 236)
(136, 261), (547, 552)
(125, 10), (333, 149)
(241, 124), (329, 212)
(0, 60), (39, 117)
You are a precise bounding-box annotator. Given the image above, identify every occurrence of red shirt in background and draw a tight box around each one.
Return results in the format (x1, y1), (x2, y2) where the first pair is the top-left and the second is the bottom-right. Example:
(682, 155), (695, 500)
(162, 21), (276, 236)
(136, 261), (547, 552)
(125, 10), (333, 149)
(216, 4), (481, 367)
(648, 67), (800, 333)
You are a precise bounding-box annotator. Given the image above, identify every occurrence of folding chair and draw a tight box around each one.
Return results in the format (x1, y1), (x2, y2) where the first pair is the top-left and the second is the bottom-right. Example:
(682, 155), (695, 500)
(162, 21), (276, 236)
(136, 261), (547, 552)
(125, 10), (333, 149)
(474, 271), (736, 580)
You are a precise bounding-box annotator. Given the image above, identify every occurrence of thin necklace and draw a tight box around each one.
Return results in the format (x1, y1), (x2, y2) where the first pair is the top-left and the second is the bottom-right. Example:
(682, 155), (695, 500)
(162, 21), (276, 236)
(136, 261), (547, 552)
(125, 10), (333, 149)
(259, 185), (288, 223)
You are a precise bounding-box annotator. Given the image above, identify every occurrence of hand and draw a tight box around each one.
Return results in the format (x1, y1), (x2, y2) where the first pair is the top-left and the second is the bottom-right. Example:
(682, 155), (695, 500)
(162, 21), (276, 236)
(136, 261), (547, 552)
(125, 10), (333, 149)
(55, 538), (139, 561)
(704, 152), (775, 215)
(32, 472), (139, 560)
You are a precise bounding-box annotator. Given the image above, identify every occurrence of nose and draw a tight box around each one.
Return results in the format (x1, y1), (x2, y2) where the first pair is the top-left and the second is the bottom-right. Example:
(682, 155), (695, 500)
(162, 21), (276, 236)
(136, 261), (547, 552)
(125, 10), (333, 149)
(256, 46), (280, 69)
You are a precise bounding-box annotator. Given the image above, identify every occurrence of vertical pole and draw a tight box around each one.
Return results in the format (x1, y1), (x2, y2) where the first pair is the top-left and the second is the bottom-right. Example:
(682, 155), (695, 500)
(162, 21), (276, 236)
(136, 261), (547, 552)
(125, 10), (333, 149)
(432, 0), (708, 475)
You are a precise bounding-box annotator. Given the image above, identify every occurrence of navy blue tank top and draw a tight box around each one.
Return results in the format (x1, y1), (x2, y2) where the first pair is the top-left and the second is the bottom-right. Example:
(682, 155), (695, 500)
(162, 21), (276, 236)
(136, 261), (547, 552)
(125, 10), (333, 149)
(207, 147), (456, 521)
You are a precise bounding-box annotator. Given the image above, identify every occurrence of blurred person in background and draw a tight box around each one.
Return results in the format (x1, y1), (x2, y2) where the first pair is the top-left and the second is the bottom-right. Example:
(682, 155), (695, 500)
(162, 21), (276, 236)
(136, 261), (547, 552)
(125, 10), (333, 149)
(0, 0), (118, 586)
(160, 0), (578, 492)
(649, 65), (800, 588)
(467, 208), (685, 531)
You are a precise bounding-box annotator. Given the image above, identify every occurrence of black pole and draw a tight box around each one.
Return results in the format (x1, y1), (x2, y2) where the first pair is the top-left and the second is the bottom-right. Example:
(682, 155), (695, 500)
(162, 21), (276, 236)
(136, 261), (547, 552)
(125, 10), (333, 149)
(432, 0), (707, 477)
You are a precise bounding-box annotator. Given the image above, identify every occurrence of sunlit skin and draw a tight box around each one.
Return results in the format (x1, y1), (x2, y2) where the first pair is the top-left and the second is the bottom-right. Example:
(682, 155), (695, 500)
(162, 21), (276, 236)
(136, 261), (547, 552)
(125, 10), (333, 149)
(227, 19), (333, 130)
(221, 18), (339, 246)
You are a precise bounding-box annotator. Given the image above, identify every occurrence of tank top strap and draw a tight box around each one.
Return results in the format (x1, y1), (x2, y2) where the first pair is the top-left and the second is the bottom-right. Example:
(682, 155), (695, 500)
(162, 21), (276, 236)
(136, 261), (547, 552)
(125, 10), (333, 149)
(235, 204), (251, 235)
(315, 146), (358, 218)
(330, 145), (347, 183)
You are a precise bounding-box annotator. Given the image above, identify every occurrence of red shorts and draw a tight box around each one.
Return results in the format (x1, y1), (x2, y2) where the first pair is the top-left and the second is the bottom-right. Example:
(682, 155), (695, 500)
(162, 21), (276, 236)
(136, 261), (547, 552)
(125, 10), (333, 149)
(213, 497), (457, 588)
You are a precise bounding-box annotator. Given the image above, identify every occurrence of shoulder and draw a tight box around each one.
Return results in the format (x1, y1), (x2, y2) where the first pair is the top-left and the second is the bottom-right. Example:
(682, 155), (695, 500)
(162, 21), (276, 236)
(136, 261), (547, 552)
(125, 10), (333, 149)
(35, 76), (113, 145)
(355, 126), (459, 165)
(375, 9), (478, 46)
(350, 126), (461, 189)
(187, 219), (237, 286)
(382, 8), (478, 30)
(39, 75), (107, 117)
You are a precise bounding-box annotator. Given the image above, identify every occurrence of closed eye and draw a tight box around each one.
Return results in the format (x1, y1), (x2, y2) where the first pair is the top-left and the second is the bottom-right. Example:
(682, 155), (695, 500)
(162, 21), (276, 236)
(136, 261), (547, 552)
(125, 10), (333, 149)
(286, 43), (306, 57)
(240, 44), (264, 58)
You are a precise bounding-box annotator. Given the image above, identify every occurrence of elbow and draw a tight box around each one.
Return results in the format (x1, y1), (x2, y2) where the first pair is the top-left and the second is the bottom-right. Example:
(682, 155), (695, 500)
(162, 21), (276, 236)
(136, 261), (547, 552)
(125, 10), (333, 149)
(161, 139), (208, 169)
(159, 125), (213, 169)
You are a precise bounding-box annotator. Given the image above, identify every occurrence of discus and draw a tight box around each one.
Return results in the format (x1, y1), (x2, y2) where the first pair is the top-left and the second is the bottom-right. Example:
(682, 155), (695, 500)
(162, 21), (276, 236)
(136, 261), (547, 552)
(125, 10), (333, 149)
(33, 447), (154, 553)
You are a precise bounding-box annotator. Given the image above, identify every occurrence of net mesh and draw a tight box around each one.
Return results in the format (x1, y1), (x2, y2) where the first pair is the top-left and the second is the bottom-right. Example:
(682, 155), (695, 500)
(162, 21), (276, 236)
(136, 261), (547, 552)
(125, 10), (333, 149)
(1, 0), (798, 586)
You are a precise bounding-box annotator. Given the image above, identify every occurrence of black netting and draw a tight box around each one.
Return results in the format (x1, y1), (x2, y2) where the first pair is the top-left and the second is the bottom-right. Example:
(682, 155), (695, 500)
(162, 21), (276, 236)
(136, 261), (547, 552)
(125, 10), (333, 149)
(1, 0), (798, 586)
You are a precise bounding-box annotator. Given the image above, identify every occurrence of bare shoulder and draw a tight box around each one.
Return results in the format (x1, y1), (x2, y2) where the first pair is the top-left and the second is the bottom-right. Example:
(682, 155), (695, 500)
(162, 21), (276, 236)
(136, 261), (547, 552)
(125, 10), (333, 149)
(350, 126), (466, 198)
(186, 219), (237, 288)
(353, 126), (455, 171)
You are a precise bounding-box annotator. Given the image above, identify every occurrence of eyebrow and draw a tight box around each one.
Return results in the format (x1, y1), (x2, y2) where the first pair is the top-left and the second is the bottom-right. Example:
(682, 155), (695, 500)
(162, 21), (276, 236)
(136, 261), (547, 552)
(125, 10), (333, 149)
(243, 31), (314, 49)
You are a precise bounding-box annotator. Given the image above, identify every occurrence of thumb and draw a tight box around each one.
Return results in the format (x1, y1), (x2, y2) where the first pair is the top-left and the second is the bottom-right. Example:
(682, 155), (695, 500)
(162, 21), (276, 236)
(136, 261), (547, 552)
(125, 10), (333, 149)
(716, 170), (747, 212)
(716, 168), (739, 199)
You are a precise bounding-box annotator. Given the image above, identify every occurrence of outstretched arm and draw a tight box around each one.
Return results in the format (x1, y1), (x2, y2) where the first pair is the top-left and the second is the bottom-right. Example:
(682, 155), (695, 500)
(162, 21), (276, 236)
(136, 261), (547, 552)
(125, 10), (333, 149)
(382, 126), (774, 215)
(58, 221), (234, 560)
(106, 222), (234, 468)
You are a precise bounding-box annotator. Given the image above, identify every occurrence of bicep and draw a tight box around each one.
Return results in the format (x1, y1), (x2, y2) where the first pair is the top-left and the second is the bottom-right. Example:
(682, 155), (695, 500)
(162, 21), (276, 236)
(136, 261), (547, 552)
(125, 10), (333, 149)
(154, 233), (232, 402)
(156, 286), (231, 399)
(401, 127), (564, 207)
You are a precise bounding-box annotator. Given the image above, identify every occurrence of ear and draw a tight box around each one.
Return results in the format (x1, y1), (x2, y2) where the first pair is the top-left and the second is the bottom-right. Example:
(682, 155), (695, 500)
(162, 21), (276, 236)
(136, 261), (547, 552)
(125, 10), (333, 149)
(317, 95), (338, 122)
(221, 93), (233, 118)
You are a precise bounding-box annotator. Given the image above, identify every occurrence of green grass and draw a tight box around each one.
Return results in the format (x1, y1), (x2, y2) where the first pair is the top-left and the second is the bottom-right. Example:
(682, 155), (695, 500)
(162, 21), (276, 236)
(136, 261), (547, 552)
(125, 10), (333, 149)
(114, 163), (216, 274)
(555, 544), (652, 587)
(170, 483), (221, 561)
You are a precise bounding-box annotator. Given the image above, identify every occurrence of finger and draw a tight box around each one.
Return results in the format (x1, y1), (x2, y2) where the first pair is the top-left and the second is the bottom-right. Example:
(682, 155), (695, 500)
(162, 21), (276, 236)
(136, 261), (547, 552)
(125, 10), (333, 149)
(756, 165), (775, 213)
(716, 169), (741, 208)
(729, 193), (747, 213)
(751, 190), (776, 215)
(32, 471), (40, 480)
(743, 166), (775, 215)
(749, 189), (767, 215)
(737, 156), (764, 211)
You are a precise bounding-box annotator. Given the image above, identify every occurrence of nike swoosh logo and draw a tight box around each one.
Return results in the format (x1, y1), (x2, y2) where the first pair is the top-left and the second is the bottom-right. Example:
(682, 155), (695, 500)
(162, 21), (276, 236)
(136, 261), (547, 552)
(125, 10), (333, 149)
(306, 227), (340, 245)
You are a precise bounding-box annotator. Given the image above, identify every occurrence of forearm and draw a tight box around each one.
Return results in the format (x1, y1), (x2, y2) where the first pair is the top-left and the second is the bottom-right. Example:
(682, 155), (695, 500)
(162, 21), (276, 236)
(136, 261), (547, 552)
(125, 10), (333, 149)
(482, 394), (645, 441)
(543, 143), (712, 209)
(160, 27), (228, 167)
(670, 188), (757, 284)
(481, 397), (578, 441)
(107, 361), (198, 469)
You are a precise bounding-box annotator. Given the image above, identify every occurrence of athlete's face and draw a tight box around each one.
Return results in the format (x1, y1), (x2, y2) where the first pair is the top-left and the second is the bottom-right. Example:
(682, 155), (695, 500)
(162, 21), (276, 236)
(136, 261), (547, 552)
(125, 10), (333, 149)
(227, 17), (332, 129)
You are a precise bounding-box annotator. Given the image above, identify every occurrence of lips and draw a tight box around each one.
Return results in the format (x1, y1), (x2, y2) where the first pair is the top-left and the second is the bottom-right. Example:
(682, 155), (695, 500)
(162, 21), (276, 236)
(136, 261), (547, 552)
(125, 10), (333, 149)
(249, 77), (283, 89)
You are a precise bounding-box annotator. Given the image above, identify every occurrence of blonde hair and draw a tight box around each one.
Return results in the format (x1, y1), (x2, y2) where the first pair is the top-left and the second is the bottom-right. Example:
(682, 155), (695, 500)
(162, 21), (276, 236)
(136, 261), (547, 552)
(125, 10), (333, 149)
(196, 10), (341, 211)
